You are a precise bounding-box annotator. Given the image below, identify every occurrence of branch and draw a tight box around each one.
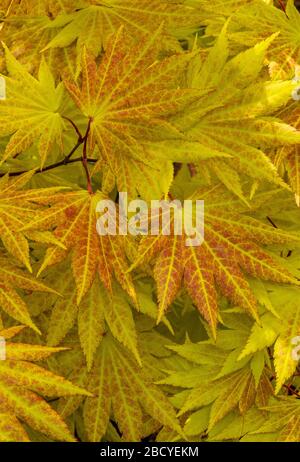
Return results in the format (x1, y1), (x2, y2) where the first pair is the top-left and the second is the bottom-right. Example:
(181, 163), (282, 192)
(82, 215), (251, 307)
(64, 138), (83, 163)
(0, 118), (98, 182)
(0, 157), (97, 178)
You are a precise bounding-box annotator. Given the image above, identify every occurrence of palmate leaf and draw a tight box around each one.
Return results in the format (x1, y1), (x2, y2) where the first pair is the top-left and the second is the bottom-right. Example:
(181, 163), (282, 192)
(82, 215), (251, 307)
(0, 0), (300, 444)
(129, 185), (300, 338)
(82, 334), (182, 442)
(43, 0), (199, 57)
(184, 0), (276, 41)
(22, 190), (137, 305)
(53, 328), (180, 442)
(63, 27), (212, 199)
(0, 326), (91, 442)
(0, 46), (66, 167)
(174, 28), (300, 199)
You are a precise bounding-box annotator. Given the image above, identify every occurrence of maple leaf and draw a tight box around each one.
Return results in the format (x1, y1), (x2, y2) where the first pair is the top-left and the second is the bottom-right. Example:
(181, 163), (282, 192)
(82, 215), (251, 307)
(0, 0), (300, 443)
(1, 0), (69, 16)
(129, 186), (300, 338)
(0, 46), (66, 167)
(51, 319), (181, 442)
(42, 0), (199, 60)
(82, 333), (182, 442)
(172, 27), (300, 199)
(63, 27), (214, 199)
(22, 190), (137, 306)
(0, 325), (91, 442)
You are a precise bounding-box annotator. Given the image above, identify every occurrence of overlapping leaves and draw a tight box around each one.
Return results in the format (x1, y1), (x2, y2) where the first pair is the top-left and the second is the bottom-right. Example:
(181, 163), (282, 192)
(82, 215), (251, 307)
(0, 325), (91, 442)
(0, 0), (300, 444)
(129, 185), (300, 337)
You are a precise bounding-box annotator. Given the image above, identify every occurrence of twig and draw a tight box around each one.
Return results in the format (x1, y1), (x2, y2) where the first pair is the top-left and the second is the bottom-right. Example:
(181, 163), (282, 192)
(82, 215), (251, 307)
(82, 118), (93, 194)
(62, 116), (85, 163)
(0, 157), (97, 178)
(64, 138), (83, 163)
(173, 162), (182, 177)
(0, 118), (97, 189)
(283, 383), (300, 398)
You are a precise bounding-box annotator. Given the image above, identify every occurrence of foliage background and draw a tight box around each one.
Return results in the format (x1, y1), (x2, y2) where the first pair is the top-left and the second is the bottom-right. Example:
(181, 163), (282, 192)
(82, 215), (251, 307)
(0, 0), (300, 442)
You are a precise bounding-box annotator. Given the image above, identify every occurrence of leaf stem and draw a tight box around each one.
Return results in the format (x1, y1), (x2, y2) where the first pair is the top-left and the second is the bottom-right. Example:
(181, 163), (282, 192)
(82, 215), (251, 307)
(62, 116), (84, 141)
(188, 163), (196, 177)
(278, 0), (286, 12)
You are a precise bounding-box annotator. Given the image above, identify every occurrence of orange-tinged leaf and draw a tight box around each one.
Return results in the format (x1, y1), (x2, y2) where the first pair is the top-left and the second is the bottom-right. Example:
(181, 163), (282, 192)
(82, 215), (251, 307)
(0, 384), (76, 442)
(64, 27), (201, 199)
(5, 343), (67, 361)
(0, 340), (90, 442)
(0, 283), (40, 333)
(43, 1), (198, 61)
(0, 360), (92, 397)
(131, 186), (300, 334)
(154, 235), (184, 323)
(24, 190), (137, 305)
(83, 334), (181, 442)
(0, 412), (30, 442)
